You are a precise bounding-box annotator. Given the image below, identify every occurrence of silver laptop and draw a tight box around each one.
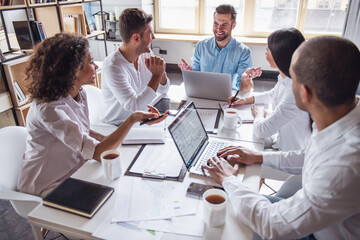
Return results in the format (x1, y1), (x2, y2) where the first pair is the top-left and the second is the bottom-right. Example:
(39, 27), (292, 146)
(168, 102), (232, 177)
(182, 70), (232, 101)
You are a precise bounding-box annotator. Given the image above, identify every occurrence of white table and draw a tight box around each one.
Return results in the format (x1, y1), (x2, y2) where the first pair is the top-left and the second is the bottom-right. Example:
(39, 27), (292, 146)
(28, 88), (263, 240)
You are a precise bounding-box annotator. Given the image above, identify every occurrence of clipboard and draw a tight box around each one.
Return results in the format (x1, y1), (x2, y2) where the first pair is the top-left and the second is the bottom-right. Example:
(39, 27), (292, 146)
(196, 107), (221, 133)
(125, 144), (187, 182)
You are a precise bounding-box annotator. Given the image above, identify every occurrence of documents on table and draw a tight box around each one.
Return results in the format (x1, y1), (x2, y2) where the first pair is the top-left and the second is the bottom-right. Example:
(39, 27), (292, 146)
(196, 108), (221, 133)
(110, 177), (199, 222)
(93, 211), (163, 240)
(122, 122), (165, 145)
(125, 138), (186, 181)
(98, 176), (204, 238)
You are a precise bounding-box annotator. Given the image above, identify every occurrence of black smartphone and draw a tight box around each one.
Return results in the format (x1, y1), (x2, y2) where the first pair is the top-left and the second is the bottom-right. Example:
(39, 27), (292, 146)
(186, 182), (223, 197)
(153, 98), (170, 114)
(140, 114), (166, 125)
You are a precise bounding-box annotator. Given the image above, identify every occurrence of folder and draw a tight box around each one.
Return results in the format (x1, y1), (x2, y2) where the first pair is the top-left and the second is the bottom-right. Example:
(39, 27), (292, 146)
(125, 144), (187, 182)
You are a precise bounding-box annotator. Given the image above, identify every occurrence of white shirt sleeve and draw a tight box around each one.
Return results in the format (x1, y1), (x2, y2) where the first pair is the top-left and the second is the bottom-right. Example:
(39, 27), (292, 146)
(253, 93), (299, 139)
(253, 82), (278, 104)
(262, 149), (304, 175)
(39, 102), (98, 160)
(157, 75), (170, 94)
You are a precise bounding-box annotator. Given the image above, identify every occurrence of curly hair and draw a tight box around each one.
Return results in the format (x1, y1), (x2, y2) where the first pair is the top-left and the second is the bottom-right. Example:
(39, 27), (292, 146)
(26, 33), (89, 102)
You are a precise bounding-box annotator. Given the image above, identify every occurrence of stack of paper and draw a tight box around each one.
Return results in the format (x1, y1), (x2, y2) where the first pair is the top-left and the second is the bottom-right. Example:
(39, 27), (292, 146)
(123, 122), (165, 145)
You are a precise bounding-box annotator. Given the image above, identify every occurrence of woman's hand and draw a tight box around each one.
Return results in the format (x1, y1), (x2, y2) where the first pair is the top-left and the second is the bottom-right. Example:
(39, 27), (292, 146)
(227, 96), (254, 106)
(240, 67), (262, 92)
(130, 105), (169, 125)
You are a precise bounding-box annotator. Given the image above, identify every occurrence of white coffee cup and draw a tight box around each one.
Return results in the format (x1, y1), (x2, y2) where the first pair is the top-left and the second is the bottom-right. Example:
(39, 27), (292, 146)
(223, 108), (242, 129)
(203, 188), (228, 227)
(101, 149), (122, 180)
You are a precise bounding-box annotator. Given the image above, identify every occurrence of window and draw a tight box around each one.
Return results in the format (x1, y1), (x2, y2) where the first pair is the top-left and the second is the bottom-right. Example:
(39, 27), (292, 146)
(154, 0), (348, 38)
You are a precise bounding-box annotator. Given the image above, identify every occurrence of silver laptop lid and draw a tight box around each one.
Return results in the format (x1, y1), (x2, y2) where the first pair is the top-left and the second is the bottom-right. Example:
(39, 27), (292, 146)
(182, 70), (232, 101)
(168, 102), (208, 169)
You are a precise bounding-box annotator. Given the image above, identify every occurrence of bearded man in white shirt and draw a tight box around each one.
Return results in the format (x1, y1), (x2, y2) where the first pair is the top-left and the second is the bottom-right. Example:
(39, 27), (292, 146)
(100, 8), (170, 125)
(203, 36), (360, 240)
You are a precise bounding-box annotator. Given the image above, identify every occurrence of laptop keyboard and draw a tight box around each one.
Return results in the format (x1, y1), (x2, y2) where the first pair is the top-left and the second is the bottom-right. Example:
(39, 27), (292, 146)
(195, 140), (230, 172)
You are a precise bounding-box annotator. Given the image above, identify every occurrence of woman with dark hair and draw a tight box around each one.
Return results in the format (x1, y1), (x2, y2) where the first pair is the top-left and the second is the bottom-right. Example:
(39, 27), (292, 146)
(228, 28), (311, 151)
(17, 33), (166, 197)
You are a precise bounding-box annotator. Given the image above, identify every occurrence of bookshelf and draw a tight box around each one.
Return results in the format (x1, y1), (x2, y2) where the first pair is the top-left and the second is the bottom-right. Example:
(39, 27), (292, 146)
(0, 0), (107, 127)
(0, 0), (108, 54)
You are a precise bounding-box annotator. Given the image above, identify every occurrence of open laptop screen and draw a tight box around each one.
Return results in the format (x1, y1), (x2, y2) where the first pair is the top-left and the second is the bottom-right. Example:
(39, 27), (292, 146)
(168, 102), (208, 168)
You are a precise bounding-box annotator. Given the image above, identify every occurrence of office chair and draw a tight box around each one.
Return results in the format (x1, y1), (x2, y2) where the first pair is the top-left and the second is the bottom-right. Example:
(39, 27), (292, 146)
(0, 126), (42, 219)
(83, 85), (117, 135)
(83, 84), (103, 124)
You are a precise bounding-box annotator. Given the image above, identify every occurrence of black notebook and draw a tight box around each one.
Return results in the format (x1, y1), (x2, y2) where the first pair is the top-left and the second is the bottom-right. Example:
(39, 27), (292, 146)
(43, 178), (114, 218)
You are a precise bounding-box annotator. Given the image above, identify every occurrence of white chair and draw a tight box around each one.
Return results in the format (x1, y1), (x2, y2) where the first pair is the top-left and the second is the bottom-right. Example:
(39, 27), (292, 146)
(83, 84), (103, 124)
(83, 85), (117, 135)
(0, 126), (42, 219)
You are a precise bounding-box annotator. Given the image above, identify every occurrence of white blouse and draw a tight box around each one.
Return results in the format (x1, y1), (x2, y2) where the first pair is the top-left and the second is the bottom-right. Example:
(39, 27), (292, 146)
(18, 89), (99, 196)
(253, 75), (311, 151)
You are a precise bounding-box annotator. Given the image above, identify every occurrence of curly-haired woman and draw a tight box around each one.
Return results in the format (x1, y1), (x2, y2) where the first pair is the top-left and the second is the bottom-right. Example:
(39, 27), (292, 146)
(17, 33), (166, 197)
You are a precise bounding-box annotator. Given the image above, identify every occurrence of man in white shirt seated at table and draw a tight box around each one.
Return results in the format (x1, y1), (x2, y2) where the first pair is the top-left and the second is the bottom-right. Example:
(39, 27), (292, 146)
(100, 8), (170, 126)
(203, 36), (360, 240)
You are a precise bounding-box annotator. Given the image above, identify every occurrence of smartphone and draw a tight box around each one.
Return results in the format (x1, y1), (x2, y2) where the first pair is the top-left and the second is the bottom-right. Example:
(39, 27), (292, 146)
(153, 98), (170, 114)
(140, 114), (166, 125)
(186, 182), (223, 197)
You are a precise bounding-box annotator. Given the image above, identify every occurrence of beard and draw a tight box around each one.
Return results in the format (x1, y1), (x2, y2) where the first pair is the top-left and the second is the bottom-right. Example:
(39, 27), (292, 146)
(214, 30), (230, 42)
(136, 40), (151, 55)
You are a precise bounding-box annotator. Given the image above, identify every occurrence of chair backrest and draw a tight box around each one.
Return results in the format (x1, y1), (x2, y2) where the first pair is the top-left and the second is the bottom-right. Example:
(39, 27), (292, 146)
(83, 85), (103, 124)
(0, 126), (27, 191)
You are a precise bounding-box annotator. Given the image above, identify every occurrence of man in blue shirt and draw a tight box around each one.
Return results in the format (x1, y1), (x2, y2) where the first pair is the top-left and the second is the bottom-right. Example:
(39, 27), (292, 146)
(178, 4), (261, 91)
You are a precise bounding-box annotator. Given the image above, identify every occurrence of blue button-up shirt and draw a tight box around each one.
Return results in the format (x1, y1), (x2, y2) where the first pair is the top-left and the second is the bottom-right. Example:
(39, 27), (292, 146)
(191, 37), (252, 89)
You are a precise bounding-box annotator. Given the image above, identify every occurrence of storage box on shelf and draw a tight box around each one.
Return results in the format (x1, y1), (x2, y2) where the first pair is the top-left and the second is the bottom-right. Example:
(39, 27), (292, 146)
(2, 56), (30, 107)
(14, 101), (30, 126)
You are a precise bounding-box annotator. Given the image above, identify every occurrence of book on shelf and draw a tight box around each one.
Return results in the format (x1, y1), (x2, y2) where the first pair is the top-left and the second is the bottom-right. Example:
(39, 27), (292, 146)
(42, 177), (114, 218)
(13, 81), (26, 102)
(13, 21), (33, 49)
(122, 121), (166, 145)
(13, 20), (46, 49)
(38, 22), (47, 40)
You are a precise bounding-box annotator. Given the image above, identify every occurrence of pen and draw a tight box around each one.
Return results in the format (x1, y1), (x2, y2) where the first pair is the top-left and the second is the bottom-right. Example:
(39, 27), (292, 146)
(229, 90), (240, 107)
(140, 114), (165, 126)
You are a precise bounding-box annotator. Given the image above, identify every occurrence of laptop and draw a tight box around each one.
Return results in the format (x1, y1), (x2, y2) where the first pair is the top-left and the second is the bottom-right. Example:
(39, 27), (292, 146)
(182, 70), (232, 101)
(168, 102), (234, 177)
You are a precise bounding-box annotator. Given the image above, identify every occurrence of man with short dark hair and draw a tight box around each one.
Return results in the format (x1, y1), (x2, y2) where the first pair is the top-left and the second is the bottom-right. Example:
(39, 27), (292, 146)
(101, 8), (170, 125)
(203, 36), (360, 239)
(178, 4), (260, 91)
